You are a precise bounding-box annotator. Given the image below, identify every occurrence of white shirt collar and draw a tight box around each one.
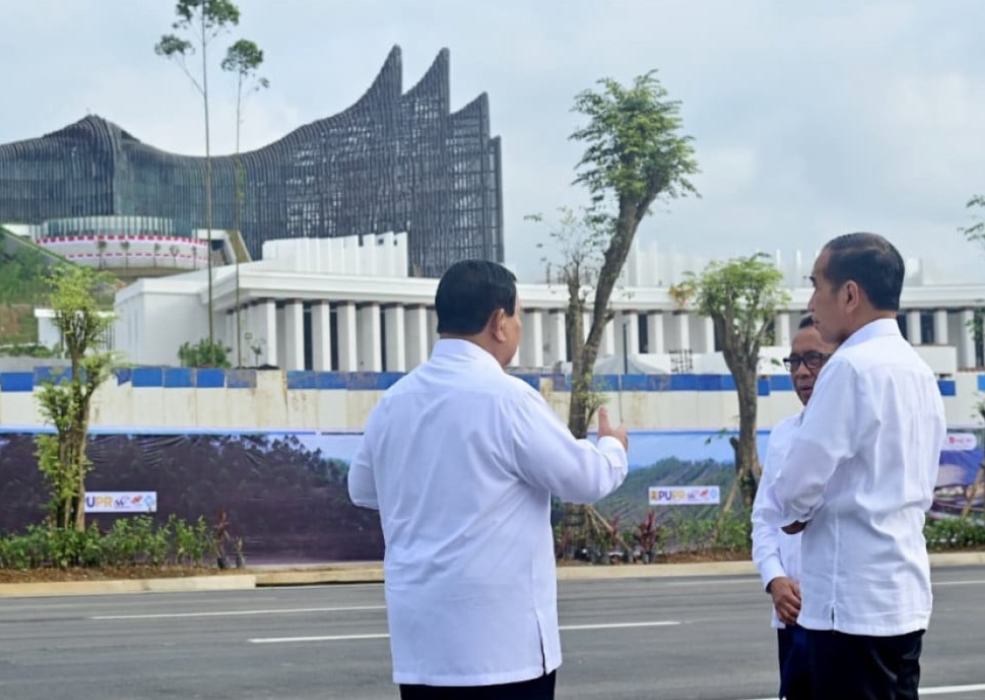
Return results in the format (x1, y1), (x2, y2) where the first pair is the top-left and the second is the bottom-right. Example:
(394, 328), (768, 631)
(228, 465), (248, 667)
(430, 338), (504, 371)
(839, 317), (901, 350)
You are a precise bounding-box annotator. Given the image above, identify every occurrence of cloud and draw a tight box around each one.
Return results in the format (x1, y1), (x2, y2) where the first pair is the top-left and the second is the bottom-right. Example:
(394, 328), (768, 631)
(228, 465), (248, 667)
(2, 0), (985, 283)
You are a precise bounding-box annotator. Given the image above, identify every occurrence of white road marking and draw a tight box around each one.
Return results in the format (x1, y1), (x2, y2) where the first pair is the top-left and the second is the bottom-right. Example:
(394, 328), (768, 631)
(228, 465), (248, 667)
(558, 621), (680, 631)
(921, 685), (985, 696)
(735, 683), (985, 700)
(935, 579), (985, 587)
(251, 633), (390, 644)
(661, 578), (759, 587)
(247, 620), (680, 644)
(91, 605), (385, 620)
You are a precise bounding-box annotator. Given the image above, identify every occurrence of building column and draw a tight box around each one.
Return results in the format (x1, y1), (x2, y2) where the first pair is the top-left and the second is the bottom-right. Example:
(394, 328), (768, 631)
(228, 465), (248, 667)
(311, 301), (332, 371)
(283, 300), (305, 371)
(427, 307), (439, 354)
(700, 316), (715, 353)
(337, 302), (358, 371)
(960, 308), (976, 369)
(547, 310), (566, 365)
(646, 312), (665, 354)
(583, 311), (592, 342)
(405, 306), (429, 368)
(521, 309), (545, 368)
(623, 312), (640, 355)
(934, 309), (949, 345)
(358, 303), (382, 372)
(384, 304), (407, 372)
(775, 312), (792, 348)
(602, 316), (616, 356)
(675, 311), (691, 352)
(906, 310), (922, 345)
(260, 299), (278, 367)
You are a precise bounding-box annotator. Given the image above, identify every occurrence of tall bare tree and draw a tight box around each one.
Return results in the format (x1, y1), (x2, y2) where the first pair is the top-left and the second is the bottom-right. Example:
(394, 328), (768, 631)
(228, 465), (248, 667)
(222, 38), (268, 367)
(567, 70), (699, 439)
(155, 0), (242, 363)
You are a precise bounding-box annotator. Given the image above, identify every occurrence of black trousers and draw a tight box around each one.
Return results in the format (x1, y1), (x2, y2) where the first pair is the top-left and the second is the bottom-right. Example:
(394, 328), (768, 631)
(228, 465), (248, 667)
(399, 671), (556, 700)
(805, 628), (924, 700)
(777, 625), (812, 699)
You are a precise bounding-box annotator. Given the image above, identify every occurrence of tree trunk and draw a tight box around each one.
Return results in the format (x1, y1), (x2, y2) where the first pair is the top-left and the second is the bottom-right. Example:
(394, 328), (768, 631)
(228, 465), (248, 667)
(960, 460), (984, 521)
(734, 370), (762, 508)
(201, 16), (215, 362)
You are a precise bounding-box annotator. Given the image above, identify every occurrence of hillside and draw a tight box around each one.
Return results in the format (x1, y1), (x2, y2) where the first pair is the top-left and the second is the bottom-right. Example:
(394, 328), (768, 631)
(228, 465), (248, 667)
(1, 229), (119, 349)
(597, 457), (737, 525)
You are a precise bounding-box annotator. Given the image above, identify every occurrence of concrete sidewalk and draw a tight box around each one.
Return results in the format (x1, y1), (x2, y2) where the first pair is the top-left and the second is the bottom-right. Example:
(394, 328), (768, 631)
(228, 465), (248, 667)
(1, 551), (983, 598)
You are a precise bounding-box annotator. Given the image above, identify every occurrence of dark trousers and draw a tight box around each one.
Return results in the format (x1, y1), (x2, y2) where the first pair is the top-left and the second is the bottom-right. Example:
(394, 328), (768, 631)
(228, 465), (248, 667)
(399, 671), (556, 700)
(777, 625), (812, 699)
(805, 628), (924, 700)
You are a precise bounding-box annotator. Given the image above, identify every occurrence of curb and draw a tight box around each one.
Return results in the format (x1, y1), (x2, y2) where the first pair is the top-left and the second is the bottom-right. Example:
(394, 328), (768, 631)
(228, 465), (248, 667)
(1, 552), (981, 598)
(0, 574), (256, 599)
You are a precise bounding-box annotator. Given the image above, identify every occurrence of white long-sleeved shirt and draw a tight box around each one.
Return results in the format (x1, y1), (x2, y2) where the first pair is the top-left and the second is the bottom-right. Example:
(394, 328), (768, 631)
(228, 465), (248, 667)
(751, 413), (802, 630)
(761, 318), (946, 637)
(348, 339), (628, 686)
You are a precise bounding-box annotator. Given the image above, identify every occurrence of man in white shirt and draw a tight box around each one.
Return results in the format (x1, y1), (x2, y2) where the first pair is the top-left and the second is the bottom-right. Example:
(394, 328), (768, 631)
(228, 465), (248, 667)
(348, 259), (629, 700)
(752, 315), (836, 700)
(763, 233), (946, 699)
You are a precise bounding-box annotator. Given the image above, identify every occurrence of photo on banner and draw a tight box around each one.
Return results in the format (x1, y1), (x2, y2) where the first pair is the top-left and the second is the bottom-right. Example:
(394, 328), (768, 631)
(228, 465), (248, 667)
(0, 426), (980, 564)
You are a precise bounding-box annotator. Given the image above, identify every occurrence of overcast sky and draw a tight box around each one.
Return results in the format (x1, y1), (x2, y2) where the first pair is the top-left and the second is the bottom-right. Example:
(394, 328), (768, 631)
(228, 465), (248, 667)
(3, 0), (984, 282)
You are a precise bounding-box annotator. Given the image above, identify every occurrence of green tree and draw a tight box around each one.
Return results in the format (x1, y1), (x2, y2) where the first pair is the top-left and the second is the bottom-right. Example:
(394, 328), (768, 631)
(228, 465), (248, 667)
(35, 265), (116, 531)
(527, 206), (609, 417)
(566, 70), (699, 439)
(155, 0), (243, 363)
(675, 254), (789, 517)
(221, 37), (268, 367)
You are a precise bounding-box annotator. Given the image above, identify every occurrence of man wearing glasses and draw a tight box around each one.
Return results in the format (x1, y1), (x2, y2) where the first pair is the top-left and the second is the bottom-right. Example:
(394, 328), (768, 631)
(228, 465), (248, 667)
(752, 315), (836, 700)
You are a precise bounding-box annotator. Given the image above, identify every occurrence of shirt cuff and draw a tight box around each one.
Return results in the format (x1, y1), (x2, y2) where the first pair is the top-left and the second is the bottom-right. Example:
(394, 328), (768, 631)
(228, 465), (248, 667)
(597, 435), (627, 454)
(757, 555), (787, 591)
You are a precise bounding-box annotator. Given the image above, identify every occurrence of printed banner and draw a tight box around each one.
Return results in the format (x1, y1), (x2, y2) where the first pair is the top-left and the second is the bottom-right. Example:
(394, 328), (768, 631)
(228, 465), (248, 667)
(649, 485), (721, 506)
(85, 492), (157, 513)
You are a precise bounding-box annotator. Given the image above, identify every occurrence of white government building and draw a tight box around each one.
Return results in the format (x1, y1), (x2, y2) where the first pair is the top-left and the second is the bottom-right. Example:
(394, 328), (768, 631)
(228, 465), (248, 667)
(96, 232), (983, 378)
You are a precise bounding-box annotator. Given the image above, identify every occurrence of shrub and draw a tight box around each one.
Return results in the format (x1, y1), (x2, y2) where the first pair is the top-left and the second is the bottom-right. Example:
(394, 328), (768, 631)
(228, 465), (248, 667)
(0, 515), (223, 571)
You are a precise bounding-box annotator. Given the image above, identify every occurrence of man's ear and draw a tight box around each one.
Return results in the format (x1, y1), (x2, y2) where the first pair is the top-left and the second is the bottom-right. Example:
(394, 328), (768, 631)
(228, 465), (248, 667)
(844, 280), (860, 313)
(490, 309), (507, 342)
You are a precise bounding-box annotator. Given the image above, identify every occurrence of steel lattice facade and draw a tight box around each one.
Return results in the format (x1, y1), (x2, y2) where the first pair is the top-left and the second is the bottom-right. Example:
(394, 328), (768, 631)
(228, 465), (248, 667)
(0, 47), (503, 277)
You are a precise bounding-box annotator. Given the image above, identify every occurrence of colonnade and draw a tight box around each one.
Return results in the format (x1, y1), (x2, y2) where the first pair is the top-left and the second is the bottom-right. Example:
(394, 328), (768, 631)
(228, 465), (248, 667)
(222, 300), (980, 372)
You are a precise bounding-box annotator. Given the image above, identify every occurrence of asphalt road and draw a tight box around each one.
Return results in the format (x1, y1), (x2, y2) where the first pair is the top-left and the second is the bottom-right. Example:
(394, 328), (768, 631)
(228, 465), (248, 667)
(1, 567), (984, 700)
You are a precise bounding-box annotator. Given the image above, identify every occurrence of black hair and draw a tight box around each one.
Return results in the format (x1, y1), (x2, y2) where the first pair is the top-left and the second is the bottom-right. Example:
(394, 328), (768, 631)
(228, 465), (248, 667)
(821, 232), (905, 311)
(797, 314), (816, 330)
(435, 260), (517, 335)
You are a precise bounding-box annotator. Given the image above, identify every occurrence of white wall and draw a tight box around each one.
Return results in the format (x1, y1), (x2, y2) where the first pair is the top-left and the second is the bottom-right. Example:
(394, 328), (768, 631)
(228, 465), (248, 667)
(0, 371), (979, 433)
(37, 235), (208, 272)
(113, 279), (211, 366)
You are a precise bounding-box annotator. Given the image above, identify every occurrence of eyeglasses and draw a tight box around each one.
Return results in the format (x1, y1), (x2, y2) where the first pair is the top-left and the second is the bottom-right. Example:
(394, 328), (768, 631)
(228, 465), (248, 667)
(782, 351), (831, 372)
